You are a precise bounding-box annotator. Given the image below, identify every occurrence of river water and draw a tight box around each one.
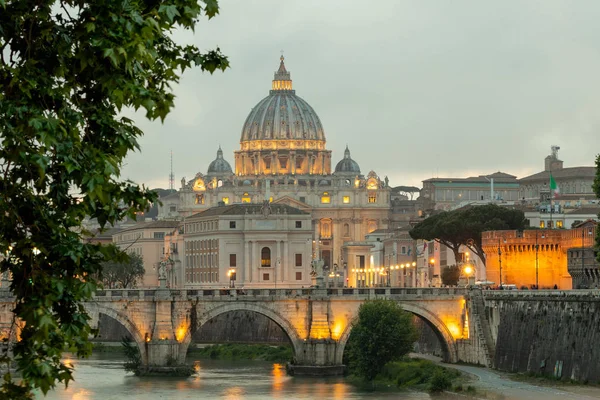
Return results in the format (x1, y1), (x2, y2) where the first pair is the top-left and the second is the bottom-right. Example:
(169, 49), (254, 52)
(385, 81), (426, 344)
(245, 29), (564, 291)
(35, 353), (439, 400)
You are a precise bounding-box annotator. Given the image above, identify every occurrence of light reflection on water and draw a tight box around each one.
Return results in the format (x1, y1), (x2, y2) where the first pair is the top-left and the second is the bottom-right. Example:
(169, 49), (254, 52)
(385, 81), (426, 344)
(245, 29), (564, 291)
(36, 353), (434, 400)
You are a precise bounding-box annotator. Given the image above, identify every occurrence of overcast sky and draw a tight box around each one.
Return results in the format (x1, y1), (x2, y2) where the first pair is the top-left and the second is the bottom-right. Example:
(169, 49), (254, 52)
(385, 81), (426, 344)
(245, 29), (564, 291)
(122, 0), (600, 190)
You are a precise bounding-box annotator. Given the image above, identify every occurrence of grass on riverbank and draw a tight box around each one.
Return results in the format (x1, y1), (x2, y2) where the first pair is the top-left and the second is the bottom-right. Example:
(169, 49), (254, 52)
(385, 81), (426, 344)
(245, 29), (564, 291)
(187, 343), (293, 363)
(348, 357), (473, 394)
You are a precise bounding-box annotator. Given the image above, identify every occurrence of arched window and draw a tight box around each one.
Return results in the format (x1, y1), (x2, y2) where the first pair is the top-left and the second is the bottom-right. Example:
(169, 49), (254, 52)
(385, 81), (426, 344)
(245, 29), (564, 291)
(343, 223), (350, 236)
(320, 220), (331, 238)
(261, 247), (271, 267)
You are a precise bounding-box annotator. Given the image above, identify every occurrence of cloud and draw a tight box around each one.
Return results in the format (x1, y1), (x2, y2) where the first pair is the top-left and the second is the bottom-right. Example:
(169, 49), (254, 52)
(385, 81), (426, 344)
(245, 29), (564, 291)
(122, 0), (600, 189)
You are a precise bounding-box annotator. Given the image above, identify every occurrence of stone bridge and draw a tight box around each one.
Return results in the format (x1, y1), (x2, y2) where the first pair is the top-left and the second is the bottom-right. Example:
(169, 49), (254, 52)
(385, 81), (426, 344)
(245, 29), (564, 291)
(0, 286), (482, 374)
(3, 287), (598, 378)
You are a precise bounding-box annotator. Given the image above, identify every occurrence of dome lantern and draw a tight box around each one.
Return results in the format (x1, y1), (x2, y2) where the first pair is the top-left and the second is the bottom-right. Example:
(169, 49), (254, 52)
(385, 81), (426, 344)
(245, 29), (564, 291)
(334, 145), (361, 174)
(271, 56), (293, 92)
(207, 146), (233, 176)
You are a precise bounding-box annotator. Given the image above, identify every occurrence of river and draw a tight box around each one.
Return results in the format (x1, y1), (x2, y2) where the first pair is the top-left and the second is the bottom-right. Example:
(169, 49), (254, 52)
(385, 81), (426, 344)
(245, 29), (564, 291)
(35, 353), (438, 400)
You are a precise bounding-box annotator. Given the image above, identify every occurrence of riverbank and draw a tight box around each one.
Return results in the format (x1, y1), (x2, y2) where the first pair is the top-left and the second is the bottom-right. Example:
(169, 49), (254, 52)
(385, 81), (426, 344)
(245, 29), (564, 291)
(346, 357), (475, 395)
(188, 343), (293, 363)
(412, 353), (600, 400)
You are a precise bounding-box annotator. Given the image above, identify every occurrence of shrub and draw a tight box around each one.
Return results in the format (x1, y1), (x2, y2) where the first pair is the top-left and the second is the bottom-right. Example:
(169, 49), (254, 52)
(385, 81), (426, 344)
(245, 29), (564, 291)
(429, 370), (452, 393)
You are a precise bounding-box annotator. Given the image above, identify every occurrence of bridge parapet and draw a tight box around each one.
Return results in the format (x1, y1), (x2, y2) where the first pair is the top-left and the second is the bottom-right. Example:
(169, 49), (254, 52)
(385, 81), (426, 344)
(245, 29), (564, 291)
(482, 289), (600, 302)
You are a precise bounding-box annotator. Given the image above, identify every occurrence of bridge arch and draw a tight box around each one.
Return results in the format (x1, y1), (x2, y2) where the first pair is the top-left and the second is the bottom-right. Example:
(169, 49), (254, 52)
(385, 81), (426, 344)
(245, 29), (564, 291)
(336, 302), (458, 364)
(179, 302), (303, 363)
(84, 303), (148, 364)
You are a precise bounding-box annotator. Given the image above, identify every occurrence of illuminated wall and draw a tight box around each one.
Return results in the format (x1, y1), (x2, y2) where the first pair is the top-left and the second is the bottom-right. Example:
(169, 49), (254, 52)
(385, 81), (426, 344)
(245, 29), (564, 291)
(483, 227), (597, 290)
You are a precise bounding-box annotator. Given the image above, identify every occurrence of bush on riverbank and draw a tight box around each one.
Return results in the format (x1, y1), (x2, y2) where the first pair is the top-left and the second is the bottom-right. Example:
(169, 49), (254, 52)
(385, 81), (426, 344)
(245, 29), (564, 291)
(188, 344), (292, 363)
(348, 357), (463, 393)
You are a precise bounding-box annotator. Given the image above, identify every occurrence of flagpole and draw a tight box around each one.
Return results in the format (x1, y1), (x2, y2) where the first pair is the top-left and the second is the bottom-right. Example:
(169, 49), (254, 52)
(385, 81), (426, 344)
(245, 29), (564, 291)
(549, 174), (553, 228)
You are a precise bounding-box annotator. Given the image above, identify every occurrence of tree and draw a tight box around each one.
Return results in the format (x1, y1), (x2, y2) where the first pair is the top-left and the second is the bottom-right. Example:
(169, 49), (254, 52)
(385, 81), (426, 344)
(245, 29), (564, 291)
(0, 0), (228, 397)
(441, 265), (461, 286)
(102, 250), (145, 289)
(345, 300), (418, 382)
(593, 154), (600, 263)
(410, 204), (527, 266)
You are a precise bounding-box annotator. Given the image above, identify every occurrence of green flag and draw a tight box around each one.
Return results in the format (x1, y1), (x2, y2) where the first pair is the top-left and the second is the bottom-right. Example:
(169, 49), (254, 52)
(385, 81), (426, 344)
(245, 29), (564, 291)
(549, 174), (559, 198)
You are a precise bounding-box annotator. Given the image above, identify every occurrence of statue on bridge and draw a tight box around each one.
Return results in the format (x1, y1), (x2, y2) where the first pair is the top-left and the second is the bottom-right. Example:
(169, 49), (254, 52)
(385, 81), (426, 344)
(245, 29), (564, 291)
(158, 256), (174, 289)
(310, 259), (325, 288)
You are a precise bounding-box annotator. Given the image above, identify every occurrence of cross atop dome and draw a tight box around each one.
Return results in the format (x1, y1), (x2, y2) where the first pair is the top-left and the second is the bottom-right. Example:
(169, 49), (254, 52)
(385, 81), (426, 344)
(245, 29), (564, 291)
(272, 55), (293, 92)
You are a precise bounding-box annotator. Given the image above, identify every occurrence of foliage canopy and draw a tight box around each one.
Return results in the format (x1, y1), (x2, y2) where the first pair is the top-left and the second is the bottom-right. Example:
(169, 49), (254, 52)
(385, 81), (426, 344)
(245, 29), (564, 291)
(410, 204), (527, 265)
(441, 265), (461, 286)
(101, 249), (145, 289)
(345, 300), (418, 381)
(0, 0), (228, 396)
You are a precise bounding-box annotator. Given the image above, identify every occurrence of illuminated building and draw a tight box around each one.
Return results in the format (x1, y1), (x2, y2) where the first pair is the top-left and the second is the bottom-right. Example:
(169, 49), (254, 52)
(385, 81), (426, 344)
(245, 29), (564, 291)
(159, 57), (391, 285)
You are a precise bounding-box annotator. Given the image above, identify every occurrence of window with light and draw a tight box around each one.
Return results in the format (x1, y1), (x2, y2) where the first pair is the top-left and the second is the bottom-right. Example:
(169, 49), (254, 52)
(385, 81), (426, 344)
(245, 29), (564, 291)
(343, 196), (350, 204)
(321, 192), (331, 204)
(368, 192), (377, 203)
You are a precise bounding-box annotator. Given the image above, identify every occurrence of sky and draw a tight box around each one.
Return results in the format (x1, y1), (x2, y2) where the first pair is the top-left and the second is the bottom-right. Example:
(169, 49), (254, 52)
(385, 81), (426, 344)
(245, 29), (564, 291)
(122, 0), (600, 190)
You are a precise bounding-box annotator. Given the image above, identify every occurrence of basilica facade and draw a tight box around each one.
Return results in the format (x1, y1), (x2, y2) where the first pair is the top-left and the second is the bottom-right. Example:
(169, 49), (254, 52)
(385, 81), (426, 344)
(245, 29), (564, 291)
(159, 57), (391, 286)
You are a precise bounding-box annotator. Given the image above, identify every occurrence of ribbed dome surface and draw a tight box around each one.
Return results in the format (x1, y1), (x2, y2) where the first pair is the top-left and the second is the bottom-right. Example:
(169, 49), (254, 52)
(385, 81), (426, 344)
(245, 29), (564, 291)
(207, 147), (232, 175)
(334, 146), (361, 174)
(240, 56), (325, 142)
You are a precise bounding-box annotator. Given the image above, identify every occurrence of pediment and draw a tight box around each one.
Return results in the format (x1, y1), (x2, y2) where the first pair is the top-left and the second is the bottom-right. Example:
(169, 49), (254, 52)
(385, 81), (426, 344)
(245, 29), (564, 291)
(273, 195), (312, 211)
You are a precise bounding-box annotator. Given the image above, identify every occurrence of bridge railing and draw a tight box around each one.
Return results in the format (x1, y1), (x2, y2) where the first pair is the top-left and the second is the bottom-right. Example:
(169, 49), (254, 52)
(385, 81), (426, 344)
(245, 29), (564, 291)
(85, 287), (472, 301)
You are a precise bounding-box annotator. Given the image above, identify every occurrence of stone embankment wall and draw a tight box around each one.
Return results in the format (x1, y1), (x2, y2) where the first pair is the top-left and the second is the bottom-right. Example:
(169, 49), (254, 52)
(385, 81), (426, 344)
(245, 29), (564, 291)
(488, 292), (600, 382)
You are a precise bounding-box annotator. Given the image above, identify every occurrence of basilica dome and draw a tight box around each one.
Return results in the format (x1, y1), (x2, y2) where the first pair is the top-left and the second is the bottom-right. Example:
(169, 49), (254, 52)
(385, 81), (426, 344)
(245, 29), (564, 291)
(240, 56), (325, 143)
(207, 147), (233, 175)
(334, 146), (361, 174)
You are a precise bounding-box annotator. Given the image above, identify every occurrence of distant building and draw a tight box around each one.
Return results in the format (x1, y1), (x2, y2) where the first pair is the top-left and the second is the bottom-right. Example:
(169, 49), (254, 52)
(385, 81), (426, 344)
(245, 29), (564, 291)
(421, 171), (520, 211)
(567, 221), (599, 289)
(524, 205), (600, 229)
(157, 56), (402, 275)
(482, 226), (598, 290)
(518, 146), (595, 205)
(112, 220), (180, 287)
(177, 203), (312, 288)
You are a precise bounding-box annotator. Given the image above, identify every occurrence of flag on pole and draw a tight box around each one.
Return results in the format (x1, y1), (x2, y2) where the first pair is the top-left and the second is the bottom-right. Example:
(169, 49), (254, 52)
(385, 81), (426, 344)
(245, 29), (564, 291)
(549, 174), (559, 198)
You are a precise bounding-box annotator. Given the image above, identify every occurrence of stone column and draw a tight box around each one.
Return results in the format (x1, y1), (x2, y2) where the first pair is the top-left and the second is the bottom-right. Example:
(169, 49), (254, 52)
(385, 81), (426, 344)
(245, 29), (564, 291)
(291, 152), (296, 175)
(252, 241), (259, 283)
(283, 239), (289, 283)
(243, 240), (250, 284)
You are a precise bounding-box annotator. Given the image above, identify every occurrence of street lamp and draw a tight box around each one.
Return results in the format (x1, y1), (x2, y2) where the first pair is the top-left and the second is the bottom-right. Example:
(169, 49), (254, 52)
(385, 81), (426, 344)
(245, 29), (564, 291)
(429, 258), (435, 287)
(497, 237), (507, 287)
(535, 231), (545, 289)
(463, 263), (475, 287)
(227, 268), (236, 288)
(333, 263), (338, 288)
(582, 226), (594, 279)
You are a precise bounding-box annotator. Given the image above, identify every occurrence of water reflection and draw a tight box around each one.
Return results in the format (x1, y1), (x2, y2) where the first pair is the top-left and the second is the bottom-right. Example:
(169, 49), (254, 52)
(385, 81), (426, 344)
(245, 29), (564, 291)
(223, 386), (246, 399)
(37, 354), (428, 400)
(271, 363), (286, 394)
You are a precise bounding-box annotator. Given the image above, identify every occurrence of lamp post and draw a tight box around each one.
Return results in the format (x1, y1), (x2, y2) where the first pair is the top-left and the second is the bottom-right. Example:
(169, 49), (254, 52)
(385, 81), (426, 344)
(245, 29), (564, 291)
(429, 258), (435, 287)
(463, 263), (475, 287)
(535, 231), (545, 289)
(333, 263), (338, 288)
(582, 226), (593, 279)
(227, 268), (236, 288)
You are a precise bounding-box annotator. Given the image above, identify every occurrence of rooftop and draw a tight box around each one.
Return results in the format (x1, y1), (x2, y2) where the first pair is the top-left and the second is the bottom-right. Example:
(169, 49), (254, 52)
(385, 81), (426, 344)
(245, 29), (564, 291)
(519, 166), (595, 182)
(118, 220), (180, 233)
(186, 203), (309, 219)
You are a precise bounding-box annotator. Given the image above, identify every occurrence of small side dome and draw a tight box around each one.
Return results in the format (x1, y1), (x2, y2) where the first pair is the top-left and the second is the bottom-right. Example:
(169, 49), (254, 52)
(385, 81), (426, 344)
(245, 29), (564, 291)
(207, 147), (233, 175)
(334, 146), (361, 174)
